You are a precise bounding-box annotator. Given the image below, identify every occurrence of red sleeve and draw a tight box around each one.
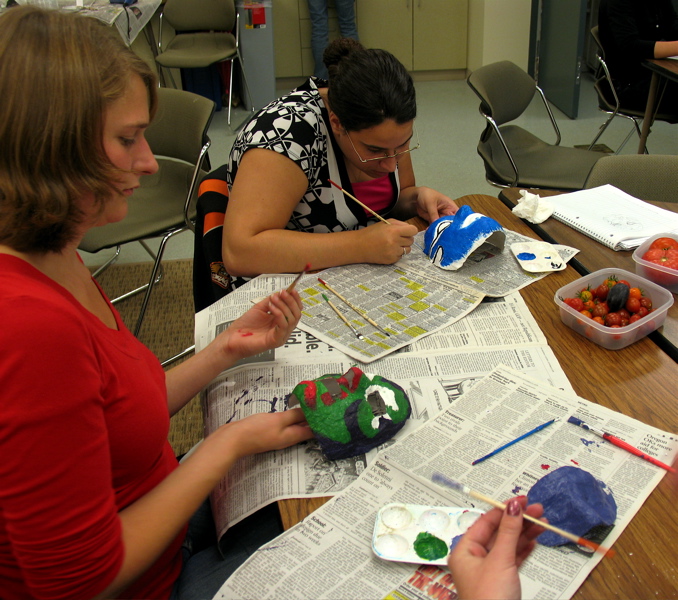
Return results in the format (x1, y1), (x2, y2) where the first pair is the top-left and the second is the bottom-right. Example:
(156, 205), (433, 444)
(0, 296), (124, 600)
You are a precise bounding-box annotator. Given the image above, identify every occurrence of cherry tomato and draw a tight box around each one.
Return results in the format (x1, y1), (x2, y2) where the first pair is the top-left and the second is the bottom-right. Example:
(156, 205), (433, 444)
(605, 312), (622, 327)
(649, 236), (678, 251)
(617, 279), (631, 288)
(628, 287), (642, 300)
(625, 297), (640, 313)
(629, 314), (642, 324)
(603, 276), (618, 288)
(592, 303), (609, 318)
(583, 300), (595, 311)
(593, 316), (605, 325)
(579, 289), (593, 303)
(637, 306), (650, 318)
(640, 297), (653, 310)
(564, 297), (584, 311)
(580, 310), (593, 319)
(618, 309), (631, 321)
(595, 284), (609, 300)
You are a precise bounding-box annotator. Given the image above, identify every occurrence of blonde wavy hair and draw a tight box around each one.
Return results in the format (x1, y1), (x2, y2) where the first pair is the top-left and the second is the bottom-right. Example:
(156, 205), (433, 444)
(0, 6), (158, 252)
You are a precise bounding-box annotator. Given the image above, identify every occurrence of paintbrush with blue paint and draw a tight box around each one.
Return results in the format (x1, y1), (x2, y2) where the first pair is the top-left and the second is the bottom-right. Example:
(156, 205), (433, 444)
(431, 473), (615, 557)
(471, 418), (557, 466)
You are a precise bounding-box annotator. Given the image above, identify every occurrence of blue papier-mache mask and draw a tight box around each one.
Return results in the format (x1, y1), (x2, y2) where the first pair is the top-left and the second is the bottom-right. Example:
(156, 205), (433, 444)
(424, 205), (506, 270)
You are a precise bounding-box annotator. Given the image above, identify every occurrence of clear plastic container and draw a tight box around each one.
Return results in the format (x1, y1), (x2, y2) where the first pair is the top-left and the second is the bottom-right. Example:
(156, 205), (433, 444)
(632, 234), (678, 293)
(554, 268), (673, 350)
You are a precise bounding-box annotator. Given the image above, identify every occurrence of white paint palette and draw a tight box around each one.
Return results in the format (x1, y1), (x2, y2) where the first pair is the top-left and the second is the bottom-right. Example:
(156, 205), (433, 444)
(372, 503), (483, 565)
(511, 241), (566, 272)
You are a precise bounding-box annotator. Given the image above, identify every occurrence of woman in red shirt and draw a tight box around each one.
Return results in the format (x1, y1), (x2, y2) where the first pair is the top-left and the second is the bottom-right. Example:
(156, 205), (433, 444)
(0, 7), (312, 599)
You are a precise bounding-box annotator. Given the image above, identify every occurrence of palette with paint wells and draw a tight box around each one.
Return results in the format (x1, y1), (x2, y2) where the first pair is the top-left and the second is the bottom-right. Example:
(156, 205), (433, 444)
(372, 503), (483, 565)
(511, 241), (566, 272)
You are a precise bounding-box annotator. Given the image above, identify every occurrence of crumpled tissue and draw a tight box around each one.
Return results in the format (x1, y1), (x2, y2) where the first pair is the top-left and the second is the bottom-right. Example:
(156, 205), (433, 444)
(511, 190), (555, 224)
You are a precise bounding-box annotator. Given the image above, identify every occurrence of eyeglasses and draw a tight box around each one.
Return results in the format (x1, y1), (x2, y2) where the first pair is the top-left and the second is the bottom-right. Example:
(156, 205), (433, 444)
(344, 124), (420, 163)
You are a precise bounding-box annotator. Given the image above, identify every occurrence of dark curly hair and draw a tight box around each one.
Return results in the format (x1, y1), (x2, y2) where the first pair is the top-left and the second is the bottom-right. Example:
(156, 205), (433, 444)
(323, 38), (417, 132)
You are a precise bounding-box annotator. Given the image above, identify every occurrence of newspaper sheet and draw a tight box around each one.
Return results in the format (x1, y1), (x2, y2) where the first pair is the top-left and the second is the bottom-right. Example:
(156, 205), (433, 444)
(214, 366), (678, 600)
(196, 277), (574, 546)
(293, 230), (576, 363)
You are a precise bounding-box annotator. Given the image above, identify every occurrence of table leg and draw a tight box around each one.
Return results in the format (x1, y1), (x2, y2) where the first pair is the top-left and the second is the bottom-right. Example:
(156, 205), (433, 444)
(638, 71), (660, 154)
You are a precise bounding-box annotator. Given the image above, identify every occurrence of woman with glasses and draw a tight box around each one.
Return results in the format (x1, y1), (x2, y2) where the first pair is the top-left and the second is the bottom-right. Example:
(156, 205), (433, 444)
(211, 38), (458, 293)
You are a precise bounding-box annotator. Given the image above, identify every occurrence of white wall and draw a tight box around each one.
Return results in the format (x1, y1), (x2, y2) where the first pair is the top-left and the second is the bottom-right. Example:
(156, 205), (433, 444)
(467, 0), (531, 72)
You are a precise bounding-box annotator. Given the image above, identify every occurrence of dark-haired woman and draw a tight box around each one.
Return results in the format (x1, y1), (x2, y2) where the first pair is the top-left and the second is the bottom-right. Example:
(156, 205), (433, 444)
(216, 38), (457, 291)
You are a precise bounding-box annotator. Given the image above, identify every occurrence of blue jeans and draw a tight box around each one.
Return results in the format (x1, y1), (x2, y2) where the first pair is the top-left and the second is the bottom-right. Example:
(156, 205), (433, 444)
(307, 0), (359, 79)
(170, 501), (283, 600)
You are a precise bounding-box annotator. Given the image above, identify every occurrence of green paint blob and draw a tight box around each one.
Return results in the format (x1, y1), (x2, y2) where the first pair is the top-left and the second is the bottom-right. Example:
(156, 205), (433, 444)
(413, 531), (449, 561)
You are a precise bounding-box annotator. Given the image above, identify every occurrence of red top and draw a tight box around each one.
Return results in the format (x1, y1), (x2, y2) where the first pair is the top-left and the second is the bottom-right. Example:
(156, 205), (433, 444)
(352, 174), (396, 216)
(0, 255), (184, 599)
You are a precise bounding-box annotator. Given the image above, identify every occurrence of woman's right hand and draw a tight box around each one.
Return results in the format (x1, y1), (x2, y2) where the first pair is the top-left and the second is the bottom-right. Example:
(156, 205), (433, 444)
(217, 408), (314, 461)
(448, 496), (545, 600)
(362, 219), (419, 263)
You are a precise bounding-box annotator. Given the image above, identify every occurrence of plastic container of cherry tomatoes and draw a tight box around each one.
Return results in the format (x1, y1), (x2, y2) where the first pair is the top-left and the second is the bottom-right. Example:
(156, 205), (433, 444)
(632, 234), (678, 293)
(554, 268), (673, 350)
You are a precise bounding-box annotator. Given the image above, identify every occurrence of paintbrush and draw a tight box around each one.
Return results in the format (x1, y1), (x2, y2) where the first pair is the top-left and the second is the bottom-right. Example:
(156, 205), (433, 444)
(286, 262), (311, 293)
(568, 416), (677, 473)
(328, 179), (424, 253)
(318, 277), (391, 336)
(472, 418), (557, 466)
(432, 472), (616, 557)
(321, 293), (364, 340)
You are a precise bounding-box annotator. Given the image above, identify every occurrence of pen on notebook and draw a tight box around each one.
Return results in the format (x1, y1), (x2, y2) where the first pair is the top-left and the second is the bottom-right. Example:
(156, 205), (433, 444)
(471, 418), (557, 466)
(431, 473), (615, 558)
(321, 293), (364, 340)
(327, 178), (423, 252)
(567, 416), (677, 473)
(318, 277), (391, 336)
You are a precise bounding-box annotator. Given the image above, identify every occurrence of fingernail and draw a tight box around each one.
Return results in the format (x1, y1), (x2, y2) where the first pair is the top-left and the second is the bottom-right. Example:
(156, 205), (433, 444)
(507, 499), (521, 516)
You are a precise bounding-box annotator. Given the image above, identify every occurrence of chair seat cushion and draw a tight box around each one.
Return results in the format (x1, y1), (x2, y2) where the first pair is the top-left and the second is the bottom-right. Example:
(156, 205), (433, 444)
(155, 32), (236, 69)
(80, 159), (205, 253)
(479, 126), (606, 190)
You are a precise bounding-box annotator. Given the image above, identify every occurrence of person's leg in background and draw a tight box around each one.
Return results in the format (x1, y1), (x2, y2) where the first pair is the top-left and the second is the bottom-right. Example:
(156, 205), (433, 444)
(307, 0), (330, 79)
(334, 0), (358, 41)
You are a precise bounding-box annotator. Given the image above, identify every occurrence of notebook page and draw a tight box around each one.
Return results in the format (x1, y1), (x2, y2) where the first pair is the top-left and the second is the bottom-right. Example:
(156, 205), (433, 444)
(548, 185), (678, 250)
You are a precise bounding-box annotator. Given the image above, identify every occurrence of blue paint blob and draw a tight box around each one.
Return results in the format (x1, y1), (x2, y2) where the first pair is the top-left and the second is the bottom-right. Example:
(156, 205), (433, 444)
(517, 252), (537, 261)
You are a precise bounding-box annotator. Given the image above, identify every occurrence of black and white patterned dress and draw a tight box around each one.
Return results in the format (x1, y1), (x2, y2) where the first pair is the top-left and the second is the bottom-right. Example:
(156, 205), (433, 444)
(226, 77), (401, 234)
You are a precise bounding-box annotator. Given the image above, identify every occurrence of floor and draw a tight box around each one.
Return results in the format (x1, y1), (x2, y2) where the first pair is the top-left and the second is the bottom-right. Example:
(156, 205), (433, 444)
(81, 71), (678, 268)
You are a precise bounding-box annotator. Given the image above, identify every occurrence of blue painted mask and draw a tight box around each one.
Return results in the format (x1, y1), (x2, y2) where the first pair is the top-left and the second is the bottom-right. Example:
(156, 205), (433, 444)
(424, 205), (505, 270)
(527, 465), (617, 547)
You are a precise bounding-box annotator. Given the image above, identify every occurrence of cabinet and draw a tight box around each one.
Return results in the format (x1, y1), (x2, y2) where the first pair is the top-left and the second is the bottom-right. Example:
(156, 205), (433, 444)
(357, 0), (468, 71)
(272, 0), (354, 78)
(273, 0), (467, 79)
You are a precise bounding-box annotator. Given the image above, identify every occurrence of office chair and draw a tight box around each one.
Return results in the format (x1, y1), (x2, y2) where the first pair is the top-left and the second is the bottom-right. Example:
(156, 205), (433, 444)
(587, 26), (677, 154)
(155, 0), (254, 126)
(467, 60), (607, 190)
(584, 154), (678, 204)
(80, 87), (215, 346)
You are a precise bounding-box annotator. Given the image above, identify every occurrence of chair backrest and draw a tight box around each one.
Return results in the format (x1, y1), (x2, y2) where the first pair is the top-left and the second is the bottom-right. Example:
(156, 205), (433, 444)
(584, 154), (678, 203)
(163, 0), (235, 32)
(591, 25), (605, 61)
(467, 61), (537, 126)
(146, 87), (215, 166)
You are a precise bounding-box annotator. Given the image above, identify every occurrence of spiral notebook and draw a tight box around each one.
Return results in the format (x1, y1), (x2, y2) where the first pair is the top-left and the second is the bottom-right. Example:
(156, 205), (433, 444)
(548, 185), (678, 251)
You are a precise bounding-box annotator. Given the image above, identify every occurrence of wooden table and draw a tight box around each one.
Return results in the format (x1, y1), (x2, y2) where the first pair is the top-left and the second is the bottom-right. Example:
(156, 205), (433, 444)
(498, 187), (678, 361)
(638, 58), (678, 153)
(280, 193), (678, 600)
